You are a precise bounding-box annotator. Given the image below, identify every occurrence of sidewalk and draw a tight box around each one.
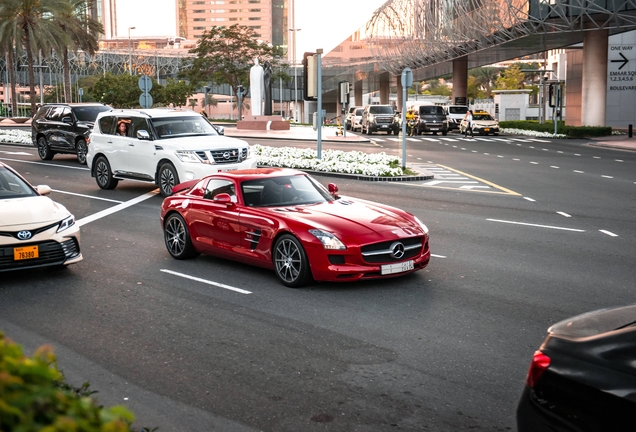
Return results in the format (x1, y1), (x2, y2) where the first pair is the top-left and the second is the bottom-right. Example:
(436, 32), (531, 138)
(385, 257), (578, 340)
(584, 133), (636, 152)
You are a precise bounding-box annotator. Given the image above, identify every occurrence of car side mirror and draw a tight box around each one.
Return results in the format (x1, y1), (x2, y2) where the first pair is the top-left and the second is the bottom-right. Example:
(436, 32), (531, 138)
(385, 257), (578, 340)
(62, 116), (73, 124)
(137, 130), (151, 140)
(215, 126), (225, 136)
(328, 183), (339, 196)
(36, 185), (51, 195)
(213, 193), (233, 204)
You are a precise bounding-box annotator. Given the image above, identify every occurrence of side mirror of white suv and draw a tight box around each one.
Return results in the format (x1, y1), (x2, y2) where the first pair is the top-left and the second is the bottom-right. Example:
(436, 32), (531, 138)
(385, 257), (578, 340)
(137, 130), (151, 140)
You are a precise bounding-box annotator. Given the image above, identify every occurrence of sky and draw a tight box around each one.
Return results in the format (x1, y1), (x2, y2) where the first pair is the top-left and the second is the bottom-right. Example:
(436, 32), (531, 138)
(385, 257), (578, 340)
(115, 0), (388, 58)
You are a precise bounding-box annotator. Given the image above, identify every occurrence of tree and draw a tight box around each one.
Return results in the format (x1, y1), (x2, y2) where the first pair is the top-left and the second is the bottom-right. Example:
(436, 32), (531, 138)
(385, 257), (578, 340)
(162, 79), (196, 108)
(90, 73), (151, 108)
(181, 24), (283, 102)
(494, 64), (526, 90)
(0, 0), (68, 115)
(468, 67), (501, 99)
(53, 0), (103, 103)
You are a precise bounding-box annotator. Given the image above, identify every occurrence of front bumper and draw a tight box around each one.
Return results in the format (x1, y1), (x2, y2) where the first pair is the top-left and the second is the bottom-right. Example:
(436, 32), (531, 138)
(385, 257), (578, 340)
(178, 157), (258, 182)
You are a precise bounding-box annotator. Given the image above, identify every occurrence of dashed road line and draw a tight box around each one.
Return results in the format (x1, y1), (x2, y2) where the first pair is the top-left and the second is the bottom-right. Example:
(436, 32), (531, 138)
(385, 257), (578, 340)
(76, 189), (159, 227)
(160, 269), (252, 294)
(487, 219), (585, 232)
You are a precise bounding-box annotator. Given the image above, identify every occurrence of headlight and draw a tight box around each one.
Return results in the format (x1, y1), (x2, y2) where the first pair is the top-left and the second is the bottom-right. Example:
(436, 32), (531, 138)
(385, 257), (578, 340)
(414, 216), (429, 235)
(308, 229), (346, 250)
(57, 215), (75, 233)
(368, 114), (375, 122)
(175, 150), (202, 163)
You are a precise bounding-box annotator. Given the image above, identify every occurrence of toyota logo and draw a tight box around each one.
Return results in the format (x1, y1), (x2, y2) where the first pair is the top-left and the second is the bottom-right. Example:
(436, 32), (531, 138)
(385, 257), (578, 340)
(223, 151), (231, 160)
(390, 241), (405, 259)
(17, 230), (32, 240)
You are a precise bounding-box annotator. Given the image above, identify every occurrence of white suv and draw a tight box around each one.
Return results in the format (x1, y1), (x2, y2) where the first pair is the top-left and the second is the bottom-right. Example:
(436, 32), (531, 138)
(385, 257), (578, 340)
(86, 109), (257, 197)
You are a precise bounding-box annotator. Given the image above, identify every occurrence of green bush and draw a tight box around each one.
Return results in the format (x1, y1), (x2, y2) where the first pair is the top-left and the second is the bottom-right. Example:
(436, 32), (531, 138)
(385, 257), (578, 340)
(499, 120), (611, 138)
(0, 331), (137, 431)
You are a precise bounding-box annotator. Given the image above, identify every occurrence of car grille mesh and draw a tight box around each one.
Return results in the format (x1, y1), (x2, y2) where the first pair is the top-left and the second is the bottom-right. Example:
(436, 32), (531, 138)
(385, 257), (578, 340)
(195, 148), (247, 164)
(360, 237), (423, 263)
(0, 239), (79, 271)
(0, 222), (60, 240)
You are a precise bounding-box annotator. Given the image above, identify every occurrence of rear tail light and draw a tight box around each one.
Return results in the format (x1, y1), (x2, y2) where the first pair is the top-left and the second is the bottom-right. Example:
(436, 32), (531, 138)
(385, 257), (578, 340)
(525, 350), (550, 388)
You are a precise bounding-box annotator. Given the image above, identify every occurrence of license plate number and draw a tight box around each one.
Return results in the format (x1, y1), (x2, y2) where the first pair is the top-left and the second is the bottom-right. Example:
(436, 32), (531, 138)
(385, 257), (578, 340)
(484, 128), (490, 132)
(381, 260), (414, 275)
(14, 245), (38, 260)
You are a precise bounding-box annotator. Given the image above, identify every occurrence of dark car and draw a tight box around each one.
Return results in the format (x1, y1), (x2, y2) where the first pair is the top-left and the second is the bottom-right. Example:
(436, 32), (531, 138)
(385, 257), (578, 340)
(361, 105), (399, 135)
(517, 304), (636, 432)
(31, 103), (111, 164)
(415, 104), (448, 135)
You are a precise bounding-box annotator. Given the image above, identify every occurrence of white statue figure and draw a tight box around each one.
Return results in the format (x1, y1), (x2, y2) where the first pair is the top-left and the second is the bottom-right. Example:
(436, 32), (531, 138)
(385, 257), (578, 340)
(249, 58), (264, 116)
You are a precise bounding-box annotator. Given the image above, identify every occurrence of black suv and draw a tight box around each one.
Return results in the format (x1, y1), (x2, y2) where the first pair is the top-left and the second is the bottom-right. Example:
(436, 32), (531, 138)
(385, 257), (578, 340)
(31, 103), (111, 164)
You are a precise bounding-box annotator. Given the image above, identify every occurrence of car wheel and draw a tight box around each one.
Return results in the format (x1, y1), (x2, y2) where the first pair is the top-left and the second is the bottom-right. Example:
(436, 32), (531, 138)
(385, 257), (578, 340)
(164, 213), (199, 260)
(37, 136), (54, 161)
(95, 156), (119, 190)
(442, 131), (448, 136)
(273, 234), (312, 288)
(76, 139), (87, 165)
(159, 163), (179, 197)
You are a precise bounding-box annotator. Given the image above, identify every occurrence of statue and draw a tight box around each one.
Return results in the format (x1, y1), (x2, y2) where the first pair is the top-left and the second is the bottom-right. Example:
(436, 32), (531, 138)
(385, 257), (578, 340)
(263, 60), (272, 115)
(249, 58), (264, 116)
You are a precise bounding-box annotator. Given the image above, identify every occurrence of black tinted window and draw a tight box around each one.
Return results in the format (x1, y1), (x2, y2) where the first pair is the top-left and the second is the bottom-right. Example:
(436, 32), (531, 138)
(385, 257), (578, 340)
(369, 106), (394, 114)
(73, 106), (111, 122)
(204, 179), (236, 201)
(130, 117), (150, 137)
(419, 106), (445, 115)
(48, 106), (66, 121)
(99, 116), (116, 135)
(449, 106), (468, 114)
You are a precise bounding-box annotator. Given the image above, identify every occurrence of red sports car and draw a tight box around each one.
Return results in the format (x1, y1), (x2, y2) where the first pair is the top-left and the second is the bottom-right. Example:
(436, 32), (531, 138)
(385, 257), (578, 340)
(160, 168), (430, 287)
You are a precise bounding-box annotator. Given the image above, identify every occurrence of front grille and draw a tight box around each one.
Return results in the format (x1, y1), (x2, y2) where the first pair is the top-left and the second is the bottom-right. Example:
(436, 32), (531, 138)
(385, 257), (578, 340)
(328, 255), (345, 265)
(0, 240), (73, 271)
(376, 117), (393, 125)
(361, 237), (423, 263)
(0, 222), (60, 240)
(195, 148), (247, 164)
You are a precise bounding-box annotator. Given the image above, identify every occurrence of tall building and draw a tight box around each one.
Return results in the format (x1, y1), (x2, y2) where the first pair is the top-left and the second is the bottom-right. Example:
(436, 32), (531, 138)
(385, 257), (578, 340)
(179, 0), (288, 52)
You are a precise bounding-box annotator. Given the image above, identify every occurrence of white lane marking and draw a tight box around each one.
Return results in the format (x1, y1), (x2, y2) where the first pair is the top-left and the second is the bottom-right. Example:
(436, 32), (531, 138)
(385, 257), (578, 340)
(602, 175), (614, 179)
(76, 189), (159, 227)
(557, 212), (572, 218)
(616, 159), (623, 162)
(550, 166), (559, 169)
(523, 197), (536, 202)
(574, 170), (584, 173)
(513, 158), (520, 161)
(487, 219), (585, 232)
(593, 156), (601, 159)
(530, 161), (539, 164)
(529, 139), (551, 142)
(0, 157), (90, 170)
(160, 269), (252, 294)
(52, 189), (124, 203)
(460, 185), (490, 190)
(599, 230), (618, 237)
(425, 180), (479, 186)
(440, 138), (459, 142)
(0, 150), (32, 155)
(431, 254), (446, 258)
(575, 154), (581, 156)
(422, 138), (440, 142)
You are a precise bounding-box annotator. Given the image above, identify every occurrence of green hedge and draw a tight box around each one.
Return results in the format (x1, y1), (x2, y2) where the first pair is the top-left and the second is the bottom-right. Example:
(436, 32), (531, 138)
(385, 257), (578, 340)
(0, 331), (140, 431)
(499, 120), (611, 138)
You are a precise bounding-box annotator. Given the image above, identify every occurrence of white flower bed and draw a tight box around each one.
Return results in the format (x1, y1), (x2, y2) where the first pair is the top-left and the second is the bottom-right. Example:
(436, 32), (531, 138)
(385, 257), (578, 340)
(0, 129), (32, 145)
(501, 128), (567, 139)
(253, 144), (404, 177)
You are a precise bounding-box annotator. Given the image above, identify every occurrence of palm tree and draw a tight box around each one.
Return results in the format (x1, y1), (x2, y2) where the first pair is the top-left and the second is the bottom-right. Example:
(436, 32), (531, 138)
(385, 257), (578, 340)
(469, 67), (501, 99)
(53, 0), (103, 103)
(0, 0), (68, 115)
(0, 35), (19, 116)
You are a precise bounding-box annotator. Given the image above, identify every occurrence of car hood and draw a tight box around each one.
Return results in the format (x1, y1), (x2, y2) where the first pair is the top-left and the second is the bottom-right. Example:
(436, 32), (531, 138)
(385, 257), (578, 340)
(473, 120), (498, 127)
(158, 135), (249, 150)
(265, 196), (424, 238)
(0, 196), (70, 229)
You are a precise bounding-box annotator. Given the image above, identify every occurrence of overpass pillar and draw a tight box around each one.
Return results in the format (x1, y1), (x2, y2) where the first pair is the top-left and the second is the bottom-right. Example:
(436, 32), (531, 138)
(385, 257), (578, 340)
(354, 80), (363, 106)
(380, 72), (390, 105)
(452, 56), (468, 106)
(396, 75), (403, 111)
(582, 29), (608, 126)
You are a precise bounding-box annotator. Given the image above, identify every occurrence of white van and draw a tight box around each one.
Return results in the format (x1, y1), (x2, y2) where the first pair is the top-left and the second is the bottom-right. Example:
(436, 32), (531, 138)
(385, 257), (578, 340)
(446, 105), (469, 131)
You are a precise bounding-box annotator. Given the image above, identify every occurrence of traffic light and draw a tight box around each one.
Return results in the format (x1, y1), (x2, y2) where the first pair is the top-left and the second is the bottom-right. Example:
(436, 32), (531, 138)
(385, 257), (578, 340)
(303, 52), (318, 101)
(548, 83), (556, 108)
(338, 81), (350, 105)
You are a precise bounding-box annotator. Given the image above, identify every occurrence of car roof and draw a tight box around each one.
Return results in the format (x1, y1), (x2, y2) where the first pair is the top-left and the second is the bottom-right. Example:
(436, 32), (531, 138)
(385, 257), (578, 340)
(102, 108), (202, 119)
(41, 103), (108, 107)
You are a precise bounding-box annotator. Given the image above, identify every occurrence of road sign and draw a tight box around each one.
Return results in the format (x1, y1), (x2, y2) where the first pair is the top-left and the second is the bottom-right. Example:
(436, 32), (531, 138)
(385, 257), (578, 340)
(139, 93), (153, 109)
(401, 67), (413, 88)
(138, 75), (152, 93)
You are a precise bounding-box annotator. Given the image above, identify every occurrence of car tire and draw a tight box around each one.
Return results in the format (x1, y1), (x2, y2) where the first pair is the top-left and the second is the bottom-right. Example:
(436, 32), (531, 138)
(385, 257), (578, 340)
(442, 131), (448, 136)
(273, 234), (312, 288)
(164, 212), (199, 260)
(37, 136), (55, 161)
(95, 156), (119, 190)
(76, 139), (87, 165)
(158, 162), (179, 197)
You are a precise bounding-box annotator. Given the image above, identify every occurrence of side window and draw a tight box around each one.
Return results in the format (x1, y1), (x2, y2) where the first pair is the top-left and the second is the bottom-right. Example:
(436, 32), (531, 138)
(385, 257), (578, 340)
(61, 107), (73, 123)
(34, 106), (51, 120)
(99, 116), (116, 135)
(204, 179), (236, 202)
(47, 107), (65, 121)
(130, 117), (150, 137)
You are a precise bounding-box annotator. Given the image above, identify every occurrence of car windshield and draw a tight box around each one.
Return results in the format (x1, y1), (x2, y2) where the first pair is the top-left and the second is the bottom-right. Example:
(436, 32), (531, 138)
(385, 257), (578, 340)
(74, 106), (111, 122)
(369, 106), (394, 115)
(474, 113), (494, 120)
(241, 174), (335, 207)
(448, 106), (468, 114)
(151, 116), (220, 139)
(0, 166), (38, 199)
(355, 109), (363, 115)
(419, 106), (445, 115)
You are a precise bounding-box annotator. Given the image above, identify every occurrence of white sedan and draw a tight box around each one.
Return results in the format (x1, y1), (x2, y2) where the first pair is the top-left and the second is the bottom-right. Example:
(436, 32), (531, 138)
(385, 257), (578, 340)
(0, 162), (82, 272)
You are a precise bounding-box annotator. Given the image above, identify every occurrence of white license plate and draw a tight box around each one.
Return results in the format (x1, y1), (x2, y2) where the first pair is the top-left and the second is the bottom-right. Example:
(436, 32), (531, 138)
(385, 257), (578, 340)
(381, 260), (414, 275)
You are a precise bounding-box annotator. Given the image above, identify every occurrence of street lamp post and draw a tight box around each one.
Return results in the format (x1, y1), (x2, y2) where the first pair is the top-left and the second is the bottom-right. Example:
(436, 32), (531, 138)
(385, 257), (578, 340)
(289, 28), (301, 122)
(128, 26), (136, 76)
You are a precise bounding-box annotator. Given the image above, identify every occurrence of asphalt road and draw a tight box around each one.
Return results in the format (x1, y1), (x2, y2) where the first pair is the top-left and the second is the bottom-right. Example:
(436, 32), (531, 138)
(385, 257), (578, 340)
(1, 134), (635, 431)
